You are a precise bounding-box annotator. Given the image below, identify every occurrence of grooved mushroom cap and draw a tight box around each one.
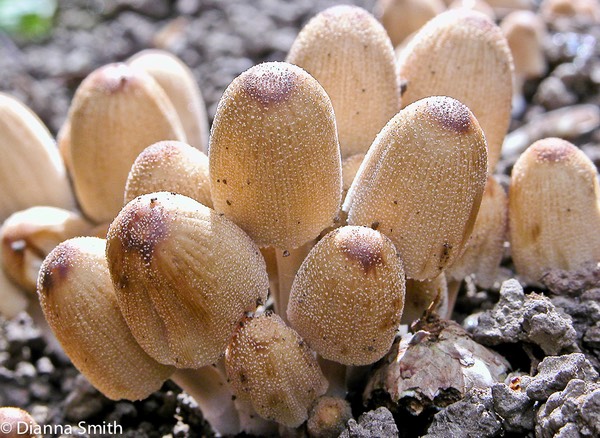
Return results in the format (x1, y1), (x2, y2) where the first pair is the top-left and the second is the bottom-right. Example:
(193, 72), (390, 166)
(446, 176), (508, 288)
(128, 49), (209, 152)
(37, 237), (174, 400)
(0, 407), (39, 438)
(509, 138), (600, 282)
(287, 226), (405, 365)
(287, 6), (400, 159)
(68, 63), (186, 224)
(396, 9), (513, 172)
(1, 206), (93, 293)
(106, 192), (269, 368)
(124, 140), (212, 208)
(209, 62), (341, 249)
(344, 96), (488, 281)
(0, 93), (74, 222)
(376, 0), (445, 48)
(225, 313), (328, 428)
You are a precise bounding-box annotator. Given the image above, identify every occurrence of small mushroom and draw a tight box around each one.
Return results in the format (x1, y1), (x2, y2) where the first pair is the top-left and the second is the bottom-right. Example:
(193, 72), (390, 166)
(1, 206), (93, 293)
(396, 9), (513, 172)
(287, 6), (400, 159)
(375, 0), (445, 48)
(209, 62), (341, 318)
(225, 312), (328, 427)
(68, 63), (185, 223)
(344, 96), (488, 281)
(128, 49), (209, 152)
(307, 396), (353, 438)
(0, 407), (39, 438)
(449, 0), (496, 20)
(0, 93), (74, 223)
(124, 140), (212, 208)
(509, 138), (600, 283)
(106, 192), (269, 368)
(288, 226), (406, 366)
(539, 0), (600, 24)
(37, 237), (175, 400)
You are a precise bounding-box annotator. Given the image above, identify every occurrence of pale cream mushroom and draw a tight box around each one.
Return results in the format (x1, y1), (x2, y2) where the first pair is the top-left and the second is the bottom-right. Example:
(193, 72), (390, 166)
(344, 96), (488, 281)
(68, 63), (185, 223)
(0, 407), (39, 438)
(509, 138), (600, 282)
(287, 6), (400, 159)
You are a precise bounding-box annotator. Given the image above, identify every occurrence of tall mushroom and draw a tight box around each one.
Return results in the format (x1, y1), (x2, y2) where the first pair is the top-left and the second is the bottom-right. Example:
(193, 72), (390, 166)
(344, 96), (488, 281)
(209, 62), (341, 319)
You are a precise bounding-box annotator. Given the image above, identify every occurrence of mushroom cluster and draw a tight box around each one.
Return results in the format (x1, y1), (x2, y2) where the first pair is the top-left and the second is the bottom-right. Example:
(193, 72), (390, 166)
(1, 1), (599, 436)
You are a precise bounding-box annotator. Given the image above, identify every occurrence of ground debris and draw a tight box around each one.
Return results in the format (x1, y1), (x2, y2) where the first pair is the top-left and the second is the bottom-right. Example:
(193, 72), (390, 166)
(472, 279), (578, 356)
(364, 316), (509, 417)
(339, 407), (398, 438)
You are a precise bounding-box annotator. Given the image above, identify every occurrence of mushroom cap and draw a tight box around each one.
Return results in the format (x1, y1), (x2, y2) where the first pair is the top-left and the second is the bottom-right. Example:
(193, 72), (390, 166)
(1, 206), (93, 293)
(0, 93), (74, 222)
(225, 312), (328, 428)
(106, 192), (269, 368)
(376, 0), (445, 48)
(37, 237), (174, 400)
(0, 407), (39, 438)
(396, 9), (513, 172)
(128, 49), (209, 152)
(124, 140), (212, 208)
(446, 175), (508, 288)
(509, 138), (600, 282)
(287, 5), (400, 158)
(344, 96), (488, 281)
(501, 10), (547, 80)
(69, 63), (185, 223)
(209, 62), (341, 249)
(288, 226), (405, 365)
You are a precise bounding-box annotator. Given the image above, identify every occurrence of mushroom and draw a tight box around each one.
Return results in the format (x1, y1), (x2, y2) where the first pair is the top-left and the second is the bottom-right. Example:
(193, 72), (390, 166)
(106, 192), (269, 368)
(68, 63), (185, 223)
(445, 175), (508, 307)
(128, 49), (209, 152)
(402, 273), (449, 324)
(209, 62), (341, 319)
(344, 96), (488, 281)
(448, 0), (496, 20)
(539, 0), (600, 24)
(509, 138), (600, 283)
(124, 140), (212, 208)
(287, 225), (406, 366)
(375, 0), (445, 48)
(287, 5), (400, 159)
(0, 93), (74, 223)
(37, 236), (244, 435)
(307, 396), (353, 438)
(1, 206), (93, 293)
(396, 9), (513, 172)
(0, 407), (39, 438)
(225, 312), (328, 428)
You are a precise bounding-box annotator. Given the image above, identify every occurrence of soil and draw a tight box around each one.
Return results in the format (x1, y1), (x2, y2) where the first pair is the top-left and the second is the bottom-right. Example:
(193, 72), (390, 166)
(1, 1), (599, 437)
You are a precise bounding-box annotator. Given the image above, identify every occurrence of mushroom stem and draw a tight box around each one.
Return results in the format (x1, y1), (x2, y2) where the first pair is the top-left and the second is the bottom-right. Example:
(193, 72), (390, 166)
(171, 364), (242, 436)
(274, 241), (313, 321)
(318, 356), (347, 398)
(446, 278), (462, 319)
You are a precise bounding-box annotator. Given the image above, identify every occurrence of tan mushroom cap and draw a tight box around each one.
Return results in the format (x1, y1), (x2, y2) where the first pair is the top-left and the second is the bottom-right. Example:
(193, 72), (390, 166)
(288, 226), (405, 365)
(69, 63), (185, 224)
(376, 0), (445, 48)
(501, 10), (547, 81)
(209, 61), (341, 249)
(396, 9), (513, 172)
(225, 313), (328, 428)
(128, 49), (209, 152)
(0, 407), (39, 438)
(540, 0), (600, 23)
(287, 6), (400, 159)
(446, 175), (507, 288)
(37, 237), (174, 400)
(106, 192), (269, 368)
(0, 93), (74, 222)
(344, 96), (488, 281)
(124, 140), (212, 208)
(509, 138), (600, 282)
(1, 206), (93, 294)
(449, 0), (496, 20)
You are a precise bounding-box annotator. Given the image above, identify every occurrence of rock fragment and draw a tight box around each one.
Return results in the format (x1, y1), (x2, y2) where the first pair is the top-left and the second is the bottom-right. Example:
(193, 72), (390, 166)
(339, 407), (399, 438)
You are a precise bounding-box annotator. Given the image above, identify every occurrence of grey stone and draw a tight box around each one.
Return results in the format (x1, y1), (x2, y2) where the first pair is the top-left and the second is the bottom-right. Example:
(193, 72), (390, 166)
(339, 407), (398, 438)
(491, 383), (535, 432)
